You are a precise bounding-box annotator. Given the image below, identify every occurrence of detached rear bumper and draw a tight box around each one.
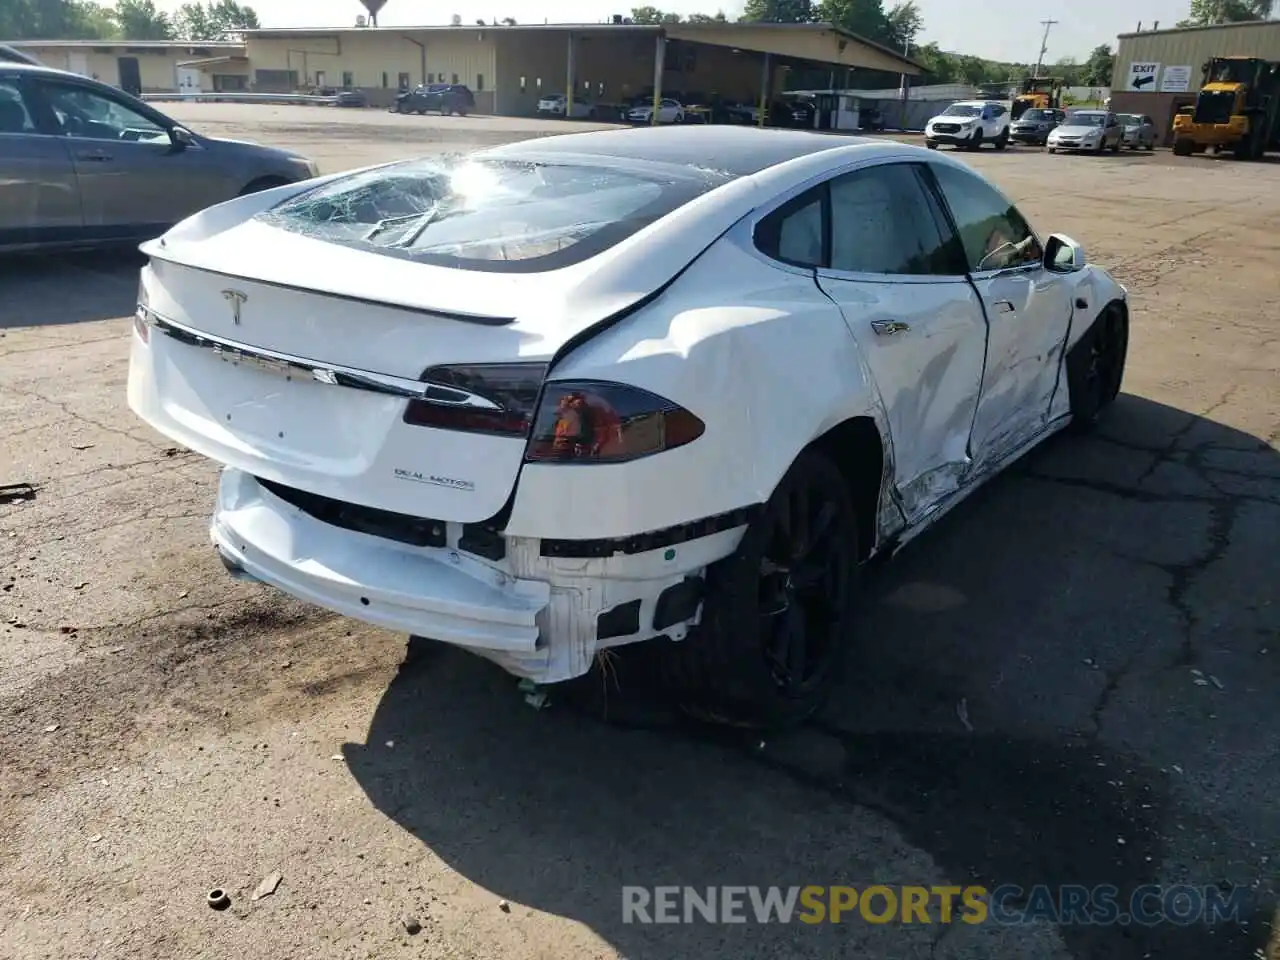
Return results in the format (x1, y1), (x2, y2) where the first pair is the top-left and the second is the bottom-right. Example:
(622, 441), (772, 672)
(209, 468), (745, 683)
(212, 468), (549, 652)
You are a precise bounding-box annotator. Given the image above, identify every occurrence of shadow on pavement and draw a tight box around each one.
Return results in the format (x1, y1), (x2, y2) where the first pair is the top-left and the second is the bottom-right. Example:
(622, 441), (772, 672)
(0, 249), (144, 329)
(346, 394), (1278, 960)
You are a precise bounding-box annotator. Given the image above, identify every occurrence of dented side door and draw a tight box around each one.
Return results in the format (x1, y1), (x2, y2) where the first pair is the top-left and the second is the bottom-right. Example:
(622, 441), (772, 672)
(926, 161), (1073, 467)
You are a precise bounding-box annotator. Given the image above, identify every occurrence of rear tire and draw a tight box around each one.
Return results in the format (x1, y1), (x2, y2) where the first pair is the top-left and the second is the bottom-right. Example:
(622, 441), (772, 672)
(926, 140), (938, 150)
(1067, 305), (1129, 429)
(1173, 137), (1193, 156)
(666, 449), (860, 730)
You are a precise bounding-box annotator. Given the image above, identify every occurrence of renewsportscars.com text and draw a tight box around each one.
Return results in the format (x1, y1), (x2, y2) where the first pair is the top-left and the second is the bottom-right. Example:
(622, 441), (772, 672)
(621, 884), (1250, 926)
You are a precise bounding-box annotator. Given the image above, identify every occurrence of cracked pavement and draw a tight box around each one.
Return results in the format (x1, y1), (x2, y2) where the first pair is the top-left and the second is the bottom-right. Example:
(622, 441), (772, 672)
(1, 106), (1278, 959)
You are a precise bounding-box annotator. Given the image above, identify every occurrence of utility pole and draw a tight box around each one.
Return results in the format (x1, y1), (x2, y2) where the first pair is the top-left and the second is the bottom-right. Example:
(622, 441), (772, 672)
(898, 37), (910, 131)
(1032, 18), (1058, 79)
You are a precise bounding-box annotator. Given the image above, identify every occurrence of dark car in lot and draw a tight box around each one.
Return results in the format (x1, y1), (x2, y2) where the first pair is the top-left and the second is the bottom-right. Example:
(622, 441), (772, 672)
(1009, 107), (1066, 145)
(393, 83), (475, 116)
(859, 105), (885, 132)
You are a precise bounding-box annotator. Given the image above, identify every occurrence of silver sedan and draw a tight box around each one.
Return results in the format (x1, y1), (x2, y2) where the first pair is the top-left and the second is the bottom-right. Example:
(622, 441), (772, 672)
(1117, 113), (1158, 151)
(1, 61), (318, 253)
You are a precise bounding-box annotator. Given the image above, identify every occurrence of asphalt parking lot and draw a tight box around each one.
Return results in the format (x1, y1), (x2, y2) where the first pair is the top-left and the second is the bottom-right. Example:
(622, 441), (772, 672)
(2, 105), (1278, 960)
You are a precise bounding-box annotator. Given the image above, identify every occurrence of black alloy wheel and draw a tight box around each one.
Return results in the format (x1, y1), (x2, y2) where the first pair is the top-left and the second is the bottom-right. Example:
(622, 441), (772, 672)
(668, 449), (860, 729)
(1067, 306), (1129, 428)
(756, 482), (855, 698)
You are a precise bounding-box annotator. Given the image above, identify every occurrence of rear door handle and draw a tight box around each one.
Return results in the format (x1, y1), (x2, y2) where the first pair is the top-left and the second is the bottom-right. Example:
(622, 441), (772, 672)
(993, 300), (1015, 314)
(76, 150), (112, 162)
(870, 320), (911, 336)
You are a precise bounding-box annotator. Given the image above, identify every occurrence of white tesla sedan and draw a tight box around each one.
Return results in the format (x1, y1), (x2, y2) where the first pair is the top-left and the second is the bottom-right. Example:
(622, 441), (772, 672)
(128, 126), (1129, 727)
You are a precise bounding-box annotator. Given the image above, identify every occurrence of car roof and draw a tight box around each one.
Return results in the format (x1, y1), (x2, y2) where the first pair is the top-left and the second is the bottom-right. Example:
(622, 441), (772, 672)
(482, 125), (874, 178)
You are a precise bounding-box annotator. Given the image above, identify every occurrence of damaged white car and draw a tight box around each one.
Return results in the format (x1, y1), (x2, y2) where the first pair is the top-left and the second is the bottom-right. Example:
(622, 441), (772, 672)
(127, 126), (1128, 727)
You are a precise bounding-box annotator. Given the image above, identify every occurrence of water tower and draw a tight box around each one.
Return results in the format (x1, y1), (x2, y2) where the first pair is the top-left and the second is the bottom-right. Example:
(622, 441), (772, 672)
(360, 0), (387, 26)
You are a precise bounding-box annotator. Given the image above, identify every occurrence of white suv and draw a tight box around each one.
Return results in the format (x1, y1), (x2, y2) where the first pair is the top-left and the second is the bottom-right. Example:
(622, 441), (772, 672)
(925, 100), (1011, 150)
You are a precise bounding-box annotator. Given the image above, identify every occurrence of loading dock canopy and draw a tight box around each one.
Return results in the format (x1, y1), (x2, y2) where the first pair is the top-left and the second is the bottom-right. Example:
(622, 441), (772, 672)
(245, 21), (924, 76)
(665, 22), (923, 75)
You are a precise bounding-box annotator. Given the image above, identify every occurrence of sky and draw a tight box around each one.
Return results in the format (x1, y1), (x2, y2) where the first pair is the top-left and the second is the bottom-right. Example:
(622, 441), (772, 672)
(155, 0), (1207, 62)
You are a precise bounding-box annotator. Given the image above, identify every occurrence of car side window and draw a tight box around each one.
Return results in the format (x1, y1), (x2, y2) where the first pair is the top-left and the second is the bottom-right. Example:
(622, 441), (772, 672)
(828, 163), (958, 276)
(40, 81), (167, 142)
(0, 79), (35, 133)
(930, 163), (1042, 273)
(755, 188), (824, 268)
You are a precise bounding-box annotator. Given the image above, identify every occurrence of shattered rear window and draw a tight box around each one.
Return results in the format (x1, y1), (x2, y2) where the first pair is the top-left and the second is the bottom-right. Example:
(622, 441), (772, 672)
(257, 154), (734, 273)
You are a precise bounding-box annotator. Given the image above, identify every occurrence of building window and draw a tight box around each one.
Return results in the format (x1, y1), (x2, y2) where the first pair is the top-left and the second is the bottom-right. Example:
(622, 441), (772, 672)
(476, 73), (484, 91)
(398, 72), (410, 90)
(598, 81), (606, 97)
(583, 79), (590, 93)
(536, 77), (542, 90)
(381, 72), (389, 88)
(315, 70), (327, 87)
(342, 71), (354, 88)
(519, 75), (526, 93)
(451, 72), (459, 84)
(427, 72), (434, 82)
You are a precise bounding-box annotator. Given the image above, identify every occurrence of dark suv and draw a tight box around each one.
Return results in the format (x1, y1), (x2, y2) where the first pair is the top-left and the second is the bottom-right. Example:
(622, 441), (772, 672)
(393, 83), (475, 116)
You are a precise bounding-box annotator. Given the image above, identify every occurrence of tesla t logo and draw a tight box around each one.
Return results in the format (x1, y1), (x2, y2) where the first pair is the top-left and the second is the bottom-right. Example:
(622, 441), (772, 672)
(221, 289), (248, 325)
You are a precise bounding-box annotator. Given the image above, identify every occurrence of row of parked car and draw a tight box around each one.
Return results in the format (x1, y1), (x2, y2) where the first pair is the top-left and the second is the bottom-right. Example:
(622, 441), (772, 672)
(924, 100), (1160, 153)
(536, 92), (889, 132)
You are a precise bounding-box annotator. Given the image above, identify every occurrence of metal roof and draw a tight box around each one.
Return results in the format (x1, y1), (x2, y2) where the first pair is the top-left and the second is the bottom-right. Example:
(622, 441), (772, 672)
(244, 20), (924, 73)
(4, 39), (244, 48)
(1118, 19), (1280, 39)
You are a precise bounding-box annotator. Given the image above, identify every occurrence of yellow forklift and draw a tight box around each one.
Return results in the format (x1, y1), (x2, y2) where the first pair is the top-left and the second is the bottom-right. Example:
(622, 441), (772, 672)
(1011, 77), (1063, 120)
(1172, 56), (1280, 159)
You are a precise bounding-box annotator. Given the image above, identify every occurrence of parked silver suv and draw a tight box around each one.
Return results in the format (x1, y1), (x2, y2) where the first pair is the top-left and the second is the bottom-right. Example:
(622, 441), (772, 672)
(0, 62), (319, 252)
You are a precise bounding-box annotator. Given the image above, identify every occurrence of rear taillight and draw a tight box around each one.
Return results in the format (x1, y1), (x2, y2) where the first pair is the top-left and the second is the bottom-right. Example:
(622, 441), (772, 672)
(524, 381), (704, 464)
(403, 362), (546, 436)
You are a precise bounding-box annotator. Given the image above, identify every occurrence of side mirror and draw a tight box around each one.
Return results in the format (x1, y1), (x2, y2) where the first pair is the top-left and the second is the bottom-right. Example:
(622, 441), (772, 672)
(169, 126), (196, 150)
(1044, 233), (1086, 273)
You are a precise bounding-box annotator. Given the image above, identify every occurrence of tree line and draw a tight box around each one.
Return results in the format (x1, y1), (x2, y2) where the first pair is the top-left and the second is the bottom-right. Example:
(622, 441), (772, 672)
(0, 0), (258, 41)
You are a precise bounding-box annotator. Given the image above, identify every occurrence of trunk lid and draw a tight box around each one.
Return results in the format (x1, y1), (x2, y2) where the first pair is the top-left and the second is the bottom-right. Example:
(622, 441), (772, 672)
(131, 251), (550, 523)
(132, 216), (643, 524)
(128, 156), (762, 524)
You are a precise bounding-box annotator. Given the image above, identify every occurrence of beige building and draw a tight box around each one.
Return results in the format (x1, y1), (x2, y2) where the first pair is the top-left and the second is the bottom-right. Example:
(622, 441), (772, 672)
(5, 39), (248, 94)
(243, 21), (922, 113)
(1110, 20), (1280, 145)
(6, 23), (921, 117)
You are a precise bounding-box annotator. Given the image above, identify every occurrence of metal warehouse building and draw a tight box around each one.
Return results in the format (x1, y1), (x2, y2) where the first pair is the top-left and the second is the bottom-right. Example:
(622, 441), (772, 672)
(1110, 19), (1280, 146)
(5, 39), (248, 94)
(239, 21), (920, 114)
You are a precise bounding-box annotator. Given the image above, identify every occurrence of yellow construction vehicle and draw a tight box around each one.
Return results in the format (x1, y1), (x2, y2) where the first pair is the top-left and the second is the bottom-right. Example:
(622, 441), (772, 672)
(1011, 77), (1063, 120)
(1172, 56), (1280, 159)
